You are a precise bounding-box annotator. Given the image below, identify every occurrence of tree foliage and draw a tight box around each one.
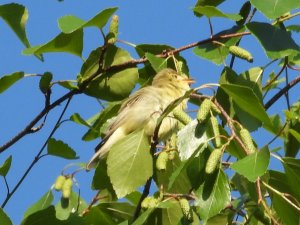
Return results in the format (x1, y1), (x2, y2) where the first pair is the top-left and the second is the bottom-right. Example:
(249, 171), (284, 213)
(0, 1), (300, 225)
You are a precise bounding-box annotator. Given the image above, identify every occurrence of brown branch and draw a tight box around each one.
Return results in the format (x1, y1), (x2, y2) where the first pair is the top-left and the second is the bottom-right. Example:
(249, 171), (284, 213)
(1, 97), (73, 208)
(0, 89), (80, 153)
(0, 31), (251, 154)
(264, 76), (300, 110)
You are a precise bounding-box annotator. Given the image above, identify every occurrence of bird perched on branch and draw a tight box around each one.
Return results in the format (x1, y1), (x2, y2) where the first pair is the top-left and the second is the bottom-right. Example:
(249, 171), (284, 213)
(86, 68), (194, 169)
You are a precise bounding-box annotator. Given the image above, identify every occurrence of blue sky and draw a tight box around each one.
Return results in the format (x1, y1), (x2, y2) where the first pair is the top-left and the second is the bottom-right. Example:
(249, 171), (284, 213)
(0, 0), (299, 224)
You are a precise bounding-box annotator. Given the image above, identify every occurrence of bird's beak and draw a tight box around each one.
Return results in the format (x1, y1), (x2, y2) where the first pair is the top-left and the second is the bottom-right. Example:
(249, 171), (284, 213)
(183, 78), (195, 85)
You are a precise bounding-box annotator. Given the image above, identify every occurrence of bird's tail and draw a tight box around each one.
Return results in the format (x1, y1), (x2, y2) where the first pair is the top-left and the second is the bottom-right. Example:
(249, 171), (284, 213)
(86, 127), (126, 170)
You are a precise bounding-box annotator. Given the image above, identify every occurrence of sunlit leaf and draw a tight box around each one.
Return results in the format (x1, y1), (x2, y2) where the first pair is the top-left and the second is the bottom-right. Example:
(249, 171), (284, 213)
(23, 30), (83, 57)
(0, 72), (24, 94)
(230, 147), (270, 182)
(47, 138), (78, 159)
(23, 190), (54, 219)
(247, 22), (300, 59)
(55, 191), (87, 220)
(250, 0), (300, 19)
(193, 26), (244, 65)
(58, 7), (118, 33)
(177, 120), (209, 160)
(145, 53), (167, 73)
(83, 46), (138, 101)
(195, 169), (230, 222)
(193, 6), (242, 21)
(107, 129), (152, 198)
(0, 3), (30, 47)
(220, 83), (271, 127)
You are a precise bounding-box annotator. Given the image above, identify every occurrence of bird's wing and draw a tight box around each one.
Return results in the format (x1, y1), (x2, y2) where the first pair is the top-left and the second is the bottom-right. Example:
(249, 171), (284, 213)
(105, 86), (161, 136)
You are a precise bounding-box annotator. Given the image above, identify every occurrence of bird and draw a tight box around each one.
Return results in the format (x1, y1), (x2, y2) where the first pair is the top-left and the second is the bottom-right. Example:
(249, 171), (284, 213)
(86, 68), (194, 169)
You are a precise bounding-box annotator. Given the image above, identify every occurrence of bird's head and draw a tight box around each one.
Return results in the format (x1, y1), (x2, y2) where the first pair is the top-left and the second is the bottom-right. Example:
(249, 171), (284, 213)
(152, 68), (194, 91)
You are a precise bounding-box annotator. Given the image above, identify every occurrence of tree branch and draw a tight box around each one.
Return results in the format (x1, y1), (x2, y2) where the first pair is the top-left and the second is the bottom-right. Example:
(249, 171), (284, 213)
(0, 30), (251, 154)
(1, 97), (73, 208)
(264, 76), (300, 110)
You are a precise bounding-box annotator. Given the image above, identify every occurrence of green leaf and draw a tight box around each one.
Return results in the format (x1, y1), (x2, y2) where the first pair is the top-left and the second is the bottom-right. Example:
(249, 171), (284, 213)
(206, 213), (229, 225)
(250, 0), (300, 19)
(107, 129), (152, 198)
(289, 129), (300, 142)
(70, 113), (91, 128)
(287, 25), (300, 33)
(83, 46), (138, 101)
(47, 138), (78, 159)
(145, 53), (168, 73)
(282, 157), (300, 201)
(0, 72), (24, 94)
(247, 22), (300, 59)
(194, 0), (225, 17)
(155, 153), (192, 193)
(0, 3), (30, 47)
(193, 26), (244, 65)
(272, 191), (300, 225)
(193, 6), (242, 21)
(21, 206), (85, 225)
(55, 191), (87, 220)
(194, 169), (230, 222)
(0, 208), (13, 225)
(220, 83), (271, 127)
(23, 190), (54, 219)
(177, 120), (209, 160)
(0, 155), (12, 177)
(58, 7), (118, 33)
(39, 72), (53, 93)
(131, 208), (155, 225)
(84, 202), (135, 225)
(23, 30), (83, 57)
(230, 147), (270, 182)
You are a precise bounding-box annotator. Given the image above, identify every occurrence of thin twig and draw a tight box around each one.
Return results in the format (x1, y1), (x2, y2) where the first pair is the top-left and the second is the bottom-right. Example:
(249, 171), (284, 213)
(1, 97), (73, 208)
(264, 76), (300, 110)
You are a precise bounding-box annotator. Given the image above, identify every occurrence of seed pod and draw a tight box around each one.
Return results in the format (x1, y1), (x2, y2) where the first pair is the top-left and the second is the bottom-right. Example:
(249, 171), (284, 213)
(229, 46), (253, 62)
(141, 196), (159, 209)
(211, 102), (221, 114)
(62, 178), (73, 199)
(239, 128), (257, 154)
(54, 175), (66, 191)
(169, 133), (177, 149)
(197, 99), (212, 123)
(156, 151), (169, 171)
(209, 116), (221, 147)
(179, 198), (192, 220)
(173, 109), (192, 125)
(205, 148), (222, 174)
(107, 15), (119, 44)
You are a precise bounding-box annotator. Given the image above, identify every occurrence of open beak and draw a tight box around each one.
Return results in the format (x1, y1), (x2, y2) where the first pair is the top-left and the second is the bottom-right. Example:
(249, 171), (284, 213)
(184, 78), (195, 85)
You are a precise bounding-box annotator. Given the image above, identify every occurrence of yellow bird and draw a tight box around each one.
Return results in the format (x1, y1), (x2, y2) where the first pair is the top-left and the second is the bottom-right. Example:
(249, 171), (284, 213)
(87, 68), (194, 169)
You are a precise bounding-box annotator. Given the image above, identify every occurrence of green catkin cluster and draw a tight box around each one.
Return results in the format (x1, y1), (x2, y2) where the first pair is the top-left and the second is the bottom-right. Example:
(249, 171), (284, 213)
(229, 46), (253, 62)
(179, 198), (192, 220)
(54, 175), (66, 191)
(205, 148), (223, 174)
(141, 196), (159, 209)
(197, 99), (212, 123)
(107, 15), (119, 44)
(173, 109), (193, 125)
(54, 175), (73, 199)
(156, 151), (169, 170)
(209, 116), (221, 147)
(62, 178), (73, 199)
(239, 128), (257, 154)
